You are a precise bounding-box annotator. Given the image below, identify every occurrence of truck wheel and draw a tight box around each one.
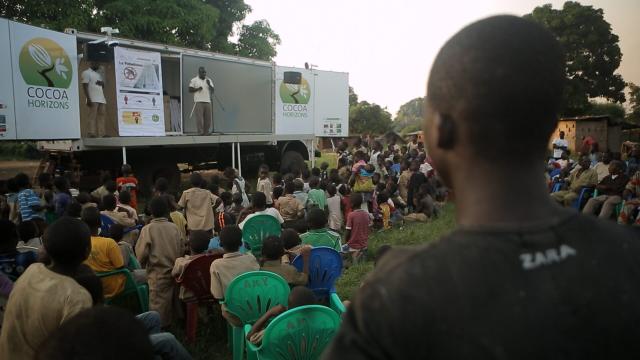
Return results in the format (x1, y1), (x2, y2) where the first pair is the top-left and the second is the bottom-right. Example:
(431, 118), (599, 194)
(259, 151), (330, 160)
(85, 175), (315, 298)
(280, 151), (306, 174)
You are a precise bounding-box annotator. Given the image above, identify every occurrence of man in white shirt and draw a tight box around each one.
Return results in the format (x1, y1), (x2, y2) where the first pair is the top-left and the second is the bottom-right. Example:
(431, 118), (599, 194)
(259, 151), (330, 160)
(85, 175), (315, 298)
(188, 67), (215, 135)
(552, 131), (569, 159)
(81, 63), (107, 137)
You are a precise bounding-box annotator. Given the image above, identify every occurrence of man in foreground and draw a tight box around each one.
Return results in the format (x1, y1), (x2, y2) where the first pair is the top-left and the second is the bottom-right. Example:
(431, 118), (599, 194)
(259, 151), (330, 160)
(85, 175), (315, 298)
(324, 15), (639, 359)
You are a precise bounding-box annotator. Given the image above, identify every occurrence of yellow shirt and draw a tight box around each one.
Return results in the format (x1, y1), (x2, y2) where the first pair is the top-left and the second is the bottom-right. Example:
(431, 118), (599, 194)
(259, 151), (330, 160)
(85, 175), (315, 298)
(84, 236), (125, 297)
(170, 211), (188, 241)
(0, 264), (92, 360)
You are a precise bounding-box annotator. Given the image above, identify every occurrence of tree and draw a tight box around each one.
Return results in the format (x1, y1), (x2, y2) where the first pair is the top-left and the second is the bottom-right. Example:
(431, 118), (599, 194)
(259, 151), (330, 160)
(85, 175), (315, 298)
(235, 20), (281, 61)
(589, 102), (625, 124)
(1, 0), (281, 61)
(526, 2), (626, 115)
(628, 83), (640, 125)
(348, 88), (392, 135)
(393, 97), (424, 134)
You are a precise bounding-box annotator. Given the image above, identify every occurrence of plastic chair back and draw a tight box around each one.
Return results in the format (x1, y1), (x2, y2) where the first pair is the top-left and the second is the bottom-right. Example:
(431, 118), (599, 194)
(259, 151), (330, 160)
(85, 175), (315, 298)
(178, 253), (223, 302)
(573, 187), (595, 210)
(223, 271), (290, 324)
(242, 215), (282, 257)
(129, 254), (142, 270)
(100, 214), (115, 236)
(97, 268), (148, 314)
(292, 247), (342, 299)
(550, 182), (562, 193)
(256, 305), (341, 359)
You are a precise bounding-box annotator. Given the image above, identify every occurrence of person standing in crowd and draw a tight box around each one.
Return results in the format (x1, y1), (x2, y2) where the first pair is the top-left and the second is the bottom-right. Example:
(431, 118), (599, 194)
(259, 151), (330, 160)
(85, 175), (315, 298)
(188, 66), (215, 136)
(325, 15), (640, 359)
(552, 131), (569, 160)
(256, 165), (273, 207)
(178, 173), (218, 235)
(136, 197), (186, 327)
(116, 164), (139, 210)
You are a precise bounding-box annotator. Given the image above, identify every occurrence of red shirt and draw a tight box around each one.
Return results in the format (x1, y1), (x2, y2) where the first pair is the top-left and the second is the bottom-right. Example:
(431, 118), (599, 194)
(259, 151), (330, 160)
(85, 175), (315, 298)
(346, 209), (370, 250)
(341, 196), (352, 219)
(116, 176), (138, 209)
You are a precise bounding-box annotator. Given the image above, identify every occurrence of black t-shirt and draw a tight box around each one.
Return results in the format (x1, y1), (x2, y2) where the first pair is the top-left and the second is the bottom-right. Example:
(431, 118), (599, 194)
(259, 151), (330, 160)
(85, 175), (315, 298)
(324, 212), (640, 359)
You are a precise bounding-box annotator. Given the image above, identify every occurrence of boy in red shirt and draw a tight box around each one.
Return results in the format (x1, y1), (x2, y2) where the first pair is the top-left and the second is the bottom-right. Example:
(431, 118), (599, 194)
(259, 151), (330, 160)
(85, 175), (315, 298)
(343, 193), (371, 264)
(116, 164), (138, 210)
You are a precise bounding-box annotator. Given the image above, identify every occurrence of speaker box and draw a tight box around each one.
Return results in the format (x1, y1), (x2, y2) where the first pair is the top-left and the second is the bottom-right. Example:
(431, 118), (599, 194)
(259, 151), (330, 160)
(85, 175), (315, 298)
(85, 43), (113, 62)
(283, 71), (302, 85)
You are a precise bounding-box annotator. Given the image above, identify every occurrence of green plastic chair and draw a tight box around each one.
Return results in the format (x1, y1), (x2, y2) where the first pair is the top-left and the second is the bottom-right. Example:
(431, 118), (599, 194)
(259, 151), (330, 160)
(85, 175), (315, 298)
(129, 253), (142, 269)
(242, 215), (282, 257)
(222, 271), (290, 360)
(97, 268), (149, 314)
(590, 190), (624, 217)
(244, 305), (341, 360)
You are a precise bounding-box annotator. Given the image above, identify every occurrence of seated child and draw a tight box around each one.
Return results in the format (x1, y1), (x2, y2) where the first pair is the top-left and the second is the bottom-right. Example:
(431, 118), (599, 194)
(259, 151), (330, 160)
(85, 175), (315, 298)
(76, 192), (98, 209)
(0, 217), (93, 359)
(109, 224), (147, 284)
(101, 194), (136, 244)
(300, 208), (342, 252)
(210, 225), (259, 326)
(230, 192), (247, 224)
(209, 212), (247, 254)
(0, 220), (38, 279)
(116, 190), (138, 220)
(281, 229), (304, 264)
(246, 286), (317, 345)
(307, 177), (327, 211)
(172, 230), (211, 301)
(260, 235), (310, 286)
(17, 220), (43, 250)
(82, 207), (126, 298)
(405, 184), (437, 222)
(343, 193), (371, 263)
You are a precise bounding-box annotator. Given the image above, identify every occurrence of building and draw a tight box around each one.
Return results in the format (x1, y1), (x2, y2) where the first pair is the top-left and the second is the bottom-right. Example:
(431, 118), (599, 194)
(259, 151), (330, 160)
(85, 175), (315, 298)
(550, 115), (623, 154)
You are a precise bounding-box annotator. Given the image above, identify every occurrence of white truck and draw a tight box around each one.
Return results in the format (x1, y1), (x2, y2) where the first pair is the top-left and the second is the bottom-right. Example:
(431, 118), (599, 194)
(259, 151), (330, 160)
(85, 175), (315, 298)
(0, 18), (349, 195)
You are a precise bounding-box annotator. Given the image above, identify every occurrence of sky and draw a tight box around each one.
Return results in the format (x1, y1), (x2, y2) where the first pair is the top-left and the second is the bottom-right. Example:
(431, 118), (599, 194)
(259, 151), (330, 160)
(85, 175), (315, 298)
(244, 0), (640, 117)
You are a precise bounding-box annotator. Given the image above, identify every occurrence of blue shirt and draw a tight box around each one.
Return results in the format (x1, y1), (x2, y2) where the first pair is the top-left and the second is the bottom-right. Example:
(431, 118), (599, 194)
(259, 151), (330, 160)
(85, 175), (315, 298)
(53, 192), (72, 217)
(17, 189), (43, 221)
(0, 250), (38, 279)
(208, 236), (247, 254)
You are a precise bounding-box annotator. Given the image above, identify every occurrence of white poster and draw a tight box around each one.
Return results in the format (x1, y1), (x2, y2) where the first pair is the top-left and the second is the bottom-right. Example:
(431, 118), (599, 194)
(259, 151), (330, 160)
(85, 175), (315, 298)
(275, 66), (315, 135)
(0, 19), (16, 140)
(114, 47), (164, 136)
(9, 21), (80, 139)
(314, 70), (349, 137)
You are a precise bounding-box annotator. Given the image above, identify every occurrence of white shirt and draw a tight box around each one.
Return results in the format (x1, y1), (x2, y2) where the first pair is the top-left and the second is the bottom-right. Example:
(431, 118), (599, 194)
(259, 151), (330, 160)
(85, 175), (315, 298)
(189, 76), (213, 103)
(81, 68), (106, 104)
(239, 208), (284, 229)
(553, 138), (569, 158)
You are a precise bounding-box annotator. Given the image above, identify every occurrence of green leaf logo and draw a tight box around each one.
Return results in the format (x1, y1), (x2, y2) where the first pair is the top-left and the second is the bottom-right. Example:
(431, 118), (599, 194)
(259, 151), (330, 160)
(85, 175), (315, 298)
(279, 77), (311, 104)
(19, 38), (72, 88)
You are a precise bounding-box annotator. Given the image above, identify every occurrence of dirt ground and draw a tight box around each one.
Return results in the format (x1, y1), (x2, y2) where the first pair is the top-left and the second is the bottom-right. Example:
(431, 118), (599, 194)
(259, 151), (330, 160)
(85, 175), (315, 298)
(0, 160), (40, 180)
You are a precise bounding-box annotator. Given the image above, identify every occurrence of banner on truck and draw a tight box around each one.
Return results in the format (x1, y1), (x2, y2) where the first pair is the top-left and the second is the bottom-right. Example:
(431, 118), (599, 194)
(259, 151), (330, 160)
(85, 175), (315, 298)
(275, 66), (315, 135)
(114, 47), (165, 136)
(0, 19), (16, 140)
(313, 70), (349, 137)
(9, 20), (80, 140)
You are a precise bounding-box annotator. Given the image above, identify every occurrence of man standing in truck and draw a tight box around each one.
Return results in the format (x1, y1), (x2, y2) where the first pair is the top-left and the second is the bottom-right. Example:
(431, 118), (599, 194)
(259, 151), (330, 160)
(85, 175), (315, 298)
(188, 66), (215, 136)
(81, 62), (107, 137)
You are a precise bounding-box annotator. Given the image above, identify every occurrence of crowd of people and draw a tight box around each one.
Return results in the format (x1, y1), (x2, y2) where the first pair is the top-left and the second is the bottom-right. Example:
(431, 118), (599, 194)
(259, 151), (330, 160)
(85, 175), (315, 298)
(547, 130), (640, 225)
(0, 128), (446, 358)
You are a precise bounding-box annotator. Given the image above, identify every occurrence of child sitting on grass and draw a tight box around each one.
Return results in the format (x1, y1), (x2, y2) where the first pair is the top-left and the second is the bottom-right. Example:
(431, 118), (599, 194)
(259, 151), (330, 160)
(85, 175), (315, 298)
(260, 235), (310, 286)
(246, 286), (317, 345)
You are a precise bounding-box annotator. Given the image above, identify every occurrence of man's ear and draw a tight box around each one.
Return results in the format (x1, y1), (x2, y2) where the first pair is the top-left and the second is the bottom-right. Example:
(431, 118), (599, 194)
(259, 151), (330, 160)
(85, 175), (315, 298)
(435, 113), (456, 150)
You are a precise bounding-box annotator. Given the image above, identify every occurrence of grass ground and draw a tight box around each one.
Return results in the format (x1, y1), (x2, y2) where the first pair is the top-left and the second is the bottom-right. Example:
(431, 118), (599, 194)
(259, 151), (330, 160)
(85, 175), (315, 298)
(182, 204), (456, 359)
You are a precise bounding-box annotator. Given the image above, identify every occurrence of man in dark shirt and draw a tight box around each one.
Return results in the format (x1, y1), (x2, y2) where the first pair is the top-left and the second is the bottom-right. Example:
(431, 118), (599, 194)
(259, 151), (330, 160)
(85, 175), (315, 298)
(323, 15), (640, 360)
(583, 160), (629, 219)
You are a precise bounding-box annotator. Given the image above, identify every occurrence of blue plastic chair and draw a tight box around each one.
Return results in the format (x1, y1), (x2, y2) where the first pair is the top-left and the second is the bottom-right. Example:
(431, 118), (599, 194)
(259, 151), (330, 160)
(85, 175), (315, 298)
(572, 187), (595, 210)
(550, 182), (562, 193)
(100, 214), (142, 237)
(291, 247), (345, 314)
(549, 168), (562, 179)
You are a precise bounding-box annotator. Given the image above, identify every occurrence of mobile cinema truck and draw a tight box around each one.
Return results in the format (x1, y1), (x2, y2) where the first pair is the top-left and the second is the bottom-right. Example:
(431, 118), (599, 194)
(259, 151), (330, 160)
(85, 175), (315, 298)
(0, 18), (349, 195)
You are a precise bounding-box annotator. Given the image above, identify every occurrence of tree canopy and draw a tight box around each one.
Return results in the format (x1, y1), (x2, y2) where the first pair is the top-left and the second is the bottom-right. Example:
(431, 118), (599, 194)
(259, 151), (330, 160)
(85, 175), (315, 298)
(525, 1), (626, 116)
(0, 0), (280, 61)
(349, 88), (392, 136)
(393, 97), (424, 134)
(627, 83), (640, 125)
